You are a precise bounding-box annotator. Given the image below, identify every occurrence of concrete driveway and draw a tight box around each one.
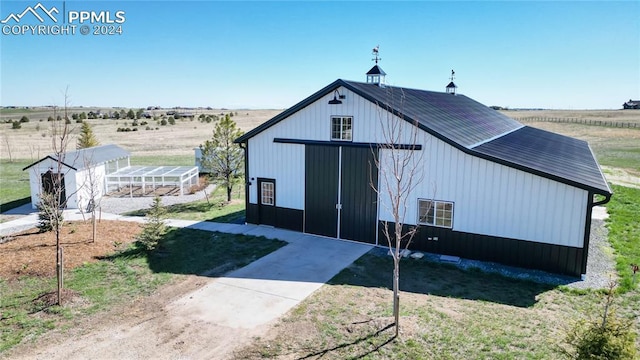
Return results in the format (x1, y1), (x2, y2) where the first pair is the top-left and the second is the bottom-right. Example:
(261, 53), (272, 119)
(167, 224), (373, 328)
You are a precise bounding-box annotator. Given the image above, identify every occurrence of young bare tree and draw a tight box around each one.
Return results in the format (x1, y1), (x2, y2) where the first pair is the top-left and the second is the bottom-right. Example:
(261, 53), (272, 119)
(2, 133), (13, 163)
(81, 153), (101, 242)
(36, 89), (76, 305)
(371, 88), (429, 337)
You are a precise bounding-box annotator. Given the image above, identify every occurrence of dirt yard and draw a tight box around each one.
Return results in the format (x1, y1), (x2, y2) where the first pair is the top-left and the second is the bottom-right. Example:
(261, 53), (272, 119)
(0, 220), (141, 280)
(2, 220), (273, 359)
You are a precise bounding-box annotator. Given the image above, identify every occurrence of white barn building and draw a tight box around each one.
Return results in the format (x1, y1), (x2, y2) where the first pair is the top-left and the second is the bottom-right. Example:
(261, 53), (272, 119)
(234, 65), (611, 277)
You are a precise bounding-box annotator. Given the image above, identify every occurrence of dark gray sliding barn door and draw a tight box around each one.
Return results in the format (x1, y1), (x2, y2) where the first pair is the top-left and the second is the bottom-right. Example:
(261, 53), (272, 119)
(305, 145), (339, 238)
(339, 147), (378, 244)
(304, 145), (378, 243)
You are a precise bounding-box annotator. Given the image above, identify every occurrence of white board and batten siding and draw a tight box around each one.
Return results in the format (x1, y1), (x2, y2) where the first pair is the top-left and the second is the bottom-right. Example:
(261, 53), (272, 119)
(74, 165), (107, 211)
(26, 158), (108, 210)
(248, 86), (589, 248)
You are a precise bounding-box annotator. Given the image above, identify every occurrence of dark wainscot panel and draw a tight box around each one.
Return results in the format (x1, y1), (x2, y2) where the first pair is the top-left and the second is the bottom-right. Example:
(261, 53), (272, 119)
(380, 222), (584, 277)
(247, 204), (303, 232)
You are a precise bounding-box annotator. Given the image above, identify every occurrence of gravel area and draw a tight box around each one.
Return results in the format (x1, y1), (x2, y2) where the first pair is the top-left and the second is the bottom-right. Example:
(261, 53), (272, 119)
(98, 184), (216, 214)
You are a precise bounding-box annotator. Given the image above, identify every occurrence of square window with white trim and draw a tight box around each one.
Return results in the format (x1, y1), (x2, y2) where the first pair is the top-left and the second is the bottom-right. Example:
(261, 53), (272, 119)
(331, 116), (352, 141)
(261, 181), (274, 206)
(418, 199), (453, 228)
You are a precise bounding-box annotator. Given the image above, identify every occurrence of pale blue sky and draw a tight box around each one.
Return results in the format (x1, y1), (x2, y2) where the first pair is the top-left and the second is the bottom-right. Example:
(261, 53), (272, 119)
(1, 1), (638, 109)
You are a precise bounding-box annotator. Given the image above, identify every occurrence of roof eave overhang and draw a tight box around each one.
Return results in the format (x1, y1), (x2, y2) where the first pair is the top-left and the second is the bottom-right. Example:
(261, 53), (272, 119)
(235, 79), (349, 144)
(22, 156), (77, 172)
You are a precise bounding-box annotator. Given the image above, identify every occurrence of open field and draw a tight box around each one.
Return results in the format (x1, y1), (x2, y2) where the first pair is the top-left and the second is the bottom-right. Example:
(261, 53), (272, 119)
(501, 109), (640, 125)
(0, 107), (283, 160)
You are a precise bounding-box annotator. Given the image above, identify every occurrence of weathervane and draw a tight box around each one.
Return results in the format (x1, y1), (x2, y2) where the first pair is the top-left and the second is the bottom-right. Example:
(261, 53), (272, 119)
(450, 69), (455, 82)
(372, 45), (381, 64)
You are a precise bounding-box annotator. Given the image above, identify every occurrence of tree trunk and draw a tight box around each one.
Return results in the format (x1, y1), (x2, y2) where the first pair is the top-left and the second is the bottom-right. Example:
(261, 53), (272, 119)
(56, 230), (62, 305)
(226, 173), (232, 202)
(92, 211), (97, 243)
(393, 260), (400, 337)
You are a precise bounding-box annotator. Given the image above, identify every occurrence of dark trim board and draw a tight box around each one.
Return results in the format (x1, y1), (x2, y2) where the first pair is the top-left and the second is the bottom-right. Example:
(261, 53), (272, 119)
(381, 222), (585, 277)
(275, 138), (422, 151)
(246, 204), (303, 232)
(581, 193), (594, 275)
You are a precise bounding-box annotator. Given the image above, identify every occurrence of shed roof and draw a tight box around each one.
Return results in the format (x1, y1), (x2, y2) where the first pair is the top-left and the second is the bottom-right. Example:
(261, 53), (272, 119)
(236, 79), (610, 195)
(23, 144), (130, 171)
(366, 65), (386, 75)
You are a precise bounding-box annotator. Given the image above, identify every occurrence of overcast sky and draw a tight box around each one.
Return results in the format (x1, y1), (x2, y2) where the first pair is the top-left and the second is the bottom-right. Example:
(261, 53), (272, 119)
(1, 1), (638, 109)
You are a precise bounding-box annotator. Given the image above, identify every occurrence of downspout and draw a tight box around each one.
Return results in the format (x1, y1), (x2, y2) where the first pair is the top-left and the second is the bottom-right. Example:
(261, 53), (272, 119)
(592, 192), (612, 207)
(580, 191), (612, 275)
(239, 142), (249, 224)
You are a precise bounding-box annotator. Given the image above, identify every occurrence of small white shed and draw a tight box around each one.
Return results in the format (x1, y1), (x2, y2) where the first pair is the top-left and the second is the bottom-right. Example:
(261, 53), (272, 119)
(23, 144), (130, 210)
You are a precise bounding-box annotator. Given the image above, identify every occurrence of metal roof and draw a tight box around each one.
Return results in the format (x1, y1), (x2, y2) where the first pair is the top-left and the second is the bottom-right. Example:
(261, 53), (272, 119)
(235, 78), (611, 195)
(23, 144), (130, 171)
(473, 126), (610, 193)
(343, 80), (523, 148)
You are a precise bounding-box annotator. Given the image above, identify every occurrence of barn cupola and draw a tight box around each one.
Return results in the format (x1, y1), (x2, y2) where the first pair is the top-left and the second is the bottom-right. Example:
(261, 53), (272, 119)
(366, 45), (386, 86)
(446, 69), (457, 95)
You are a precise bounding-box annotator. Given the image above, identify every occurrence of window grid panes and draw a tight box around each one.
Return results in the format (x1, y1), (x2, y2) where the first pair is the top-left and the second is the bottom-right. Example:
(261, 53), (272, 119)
(418, 199), (453, 228)
(261, 182), (274, 206)
(331, 116), (353, 141)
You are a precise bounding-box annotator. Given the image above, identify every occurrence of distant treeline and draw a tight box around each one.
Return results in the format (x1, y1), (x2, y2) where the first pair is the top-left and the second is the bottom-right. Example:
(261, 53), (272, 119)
(515, 117), (639, 128)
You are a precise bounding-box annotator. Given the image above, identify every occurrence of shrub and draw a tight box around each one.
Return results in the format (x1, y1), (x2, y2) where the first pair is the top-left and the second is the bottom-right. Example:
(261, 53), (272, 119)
(36, 193), (63, 233)
(131, 120), (139, 126)
(168, 117), (175, 125)
(160, 119), (167, 126)
(19, 115), (29, 123)
(563, 282), (637, 359)
(11, 121), (21, 129)
(65, 118), (71, 124)
(136, 196), (167, 251)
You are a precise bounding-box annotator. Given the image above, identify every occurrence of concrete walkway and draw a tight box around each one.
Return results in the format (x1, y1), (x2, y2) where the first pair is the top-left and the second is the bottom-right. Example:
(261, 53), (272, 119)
(0, 204), (373, 329)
